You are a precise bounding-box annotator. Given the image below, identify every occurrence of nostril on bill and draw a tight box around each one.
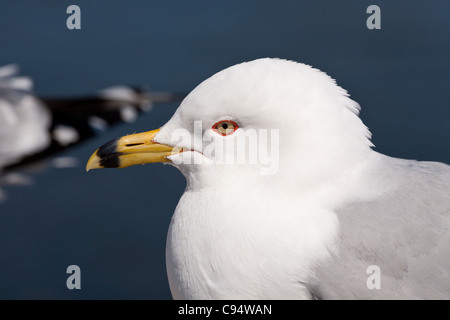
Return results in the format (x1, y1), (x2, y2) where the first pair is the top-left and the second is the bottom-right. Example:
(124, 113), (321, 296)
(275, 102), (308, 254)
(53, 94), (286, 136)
(125, 143), (144, 147)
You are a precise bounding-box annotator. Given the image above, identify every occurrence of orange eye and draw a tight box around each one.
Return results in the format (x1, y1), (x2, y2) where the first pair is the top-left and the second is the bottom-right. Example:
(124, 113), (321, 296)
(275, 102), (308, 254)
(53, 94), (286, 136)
(212, 120), (239, 136)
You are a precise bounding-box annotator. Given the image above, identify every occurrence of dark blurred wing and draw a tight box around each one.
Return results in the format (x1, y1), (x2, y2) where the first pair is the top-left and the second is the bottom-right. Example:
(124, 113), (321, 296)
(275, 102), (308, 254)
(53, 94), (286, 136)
(3, 87), (186, 171)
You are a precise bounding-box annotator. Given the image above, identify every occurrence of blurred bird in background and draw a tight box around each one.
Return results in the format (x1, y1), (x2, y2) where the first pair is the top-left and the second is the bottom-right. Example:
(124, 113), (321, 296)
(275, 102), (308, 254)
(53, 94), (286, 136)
(0, 63), (185, 201)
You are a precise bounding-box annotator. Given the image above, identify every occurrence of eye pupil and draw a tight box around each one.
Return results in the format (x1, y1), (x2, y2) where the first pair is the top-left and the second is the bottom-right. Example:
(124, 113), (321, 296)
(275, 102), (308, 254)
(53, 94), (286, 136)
(222, 123), (228, 130)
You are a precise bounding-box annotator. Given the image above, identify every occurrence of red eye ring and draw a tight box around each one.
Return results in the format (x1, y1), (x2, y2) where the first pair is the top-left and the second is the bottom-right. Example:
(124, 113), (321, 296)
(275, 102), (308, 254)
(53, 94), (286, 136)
(212, 120), (239, 136)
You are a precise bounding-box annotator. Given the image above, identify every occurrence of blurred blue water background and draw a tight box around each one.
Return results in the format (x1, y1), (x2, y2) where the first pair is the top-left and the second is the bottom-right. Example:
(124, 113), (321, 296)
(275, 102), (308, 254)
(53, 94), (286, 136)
(0, 1), (449, 299)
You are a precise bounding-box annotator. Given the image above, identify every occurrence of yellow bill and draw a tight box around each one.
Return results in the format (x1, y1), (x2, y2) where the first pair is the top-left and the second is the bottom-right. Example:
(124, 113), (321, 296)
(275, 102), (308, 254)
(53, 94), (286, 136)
(86, 128), (181, 171)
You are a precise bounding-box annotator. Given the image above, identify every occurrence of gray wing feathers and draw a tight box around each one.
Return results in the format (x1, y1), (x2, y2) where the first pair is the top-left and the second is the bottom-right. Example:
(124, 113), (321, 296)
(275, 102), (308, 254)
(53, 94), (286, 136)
(313, 159), (450, 299)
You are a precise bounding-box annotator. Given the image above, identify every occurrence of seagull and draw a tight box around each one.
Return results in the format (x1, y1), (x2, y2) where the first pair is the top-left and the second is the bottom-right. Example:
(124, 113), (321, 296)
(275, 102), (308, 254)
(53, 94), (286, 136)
(0, 63), (185, 171)
(0, 63), (185, 202)
(86, 58), (450, 299)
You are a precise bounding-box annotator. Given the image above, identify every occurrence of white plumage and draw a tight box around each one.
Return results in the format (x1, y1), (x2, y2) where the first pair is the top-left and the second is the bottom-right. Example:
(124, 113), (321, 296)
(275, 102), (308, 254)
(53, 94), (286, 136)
(89, 58), (450, 299)
(154, 58), (450, 299)
(0, 64), (51, 168)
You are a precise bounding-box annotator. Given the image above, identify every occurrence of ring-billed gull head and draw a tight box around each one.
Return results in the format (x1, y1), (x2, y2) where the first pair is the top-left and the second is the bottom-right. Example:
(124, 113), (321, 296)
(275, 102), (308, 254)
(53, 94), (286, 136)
(153, 58), (374, 191)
